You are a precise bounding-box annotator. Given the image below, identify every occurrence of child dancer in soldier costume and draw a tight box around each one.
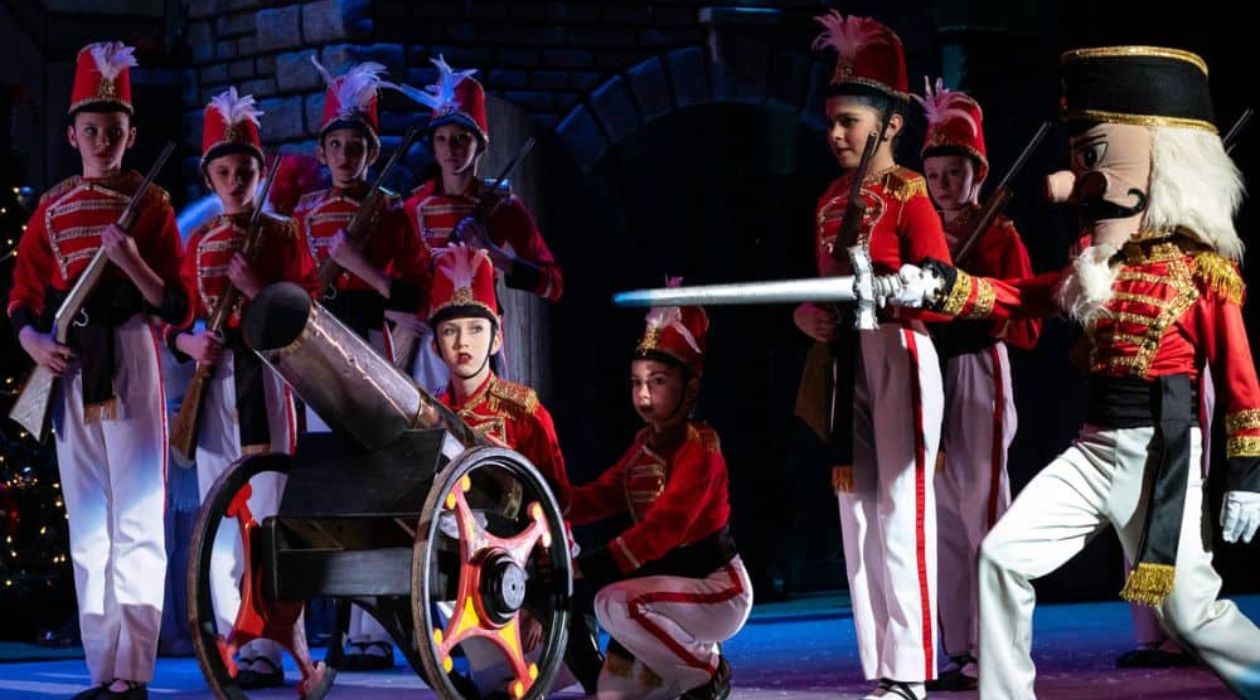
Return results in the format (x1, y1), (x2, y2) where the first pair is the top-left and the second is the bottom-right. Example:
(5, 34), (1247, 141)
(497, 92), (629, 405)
(568, 287), (752, 700)
(292, 59), (431, 670)
(393, 56), (563, 393)
(913, 79), (1040, 691)
(896, 46), (1260, 699)
(795, 12), (953, 699)
(8, 42), (188, 700)
(167, 88), (318, 689)
(425, 244), (575, 692)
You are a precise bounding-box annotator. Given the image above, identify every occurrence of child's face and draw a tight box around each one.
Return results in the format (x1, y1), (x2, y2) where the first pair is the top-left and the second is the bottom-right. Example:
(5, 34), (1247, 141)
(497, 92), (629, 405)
(924, 154), (978, 211)
(434, 315), (501, 380)
(204, 152), (262, 214)
(629, 359), (694, 430)
(318, 128), (376, 187)
(432, 124), (478, 177)
(824, 96), (888, 171)
(67, 111), (135, 174)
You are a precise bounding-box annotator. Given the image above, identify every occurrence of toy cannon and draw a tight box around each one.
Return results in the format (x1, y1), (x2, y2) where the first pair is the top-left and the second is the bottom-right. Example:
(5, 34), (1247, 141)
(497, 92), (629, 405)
(187, 282), (576, 699)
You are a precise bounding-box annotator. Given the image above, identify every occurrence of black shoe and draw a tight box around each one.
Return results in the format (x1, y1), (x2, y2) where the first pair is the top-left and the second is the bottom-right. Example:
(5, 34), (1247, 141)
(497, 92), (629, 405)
(342, 641), (394, 671)
(236, 656), (285, 689)
(67, 685), (106, 700)
(100, 682), (148, 700)
(1115, 647), (1199, 668)
(681, 656), (731, 700)
(926, 667), (976, 691)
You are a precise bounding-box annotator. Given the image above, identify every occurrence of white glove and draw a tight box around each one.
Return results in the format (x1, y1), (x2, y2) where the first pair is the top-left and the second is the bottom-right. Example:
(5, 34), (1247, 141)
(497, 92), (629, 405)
(1220, 491), (1260, 543)
(891, 264), (933, 308)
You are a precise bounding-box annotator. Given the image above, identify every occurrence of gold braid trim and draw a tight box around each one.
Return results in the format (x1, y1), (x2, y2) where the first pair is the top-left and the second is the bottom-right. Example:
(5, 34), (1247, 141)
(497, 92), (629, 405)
(1119, 562), (1176, 607)
(1192, 252), (1244, 305)
(940, 269), (974, 317)
(961, 278), (996, 319)
(1225, 409), (1260, 436)
(1227, 436), (1260, 458)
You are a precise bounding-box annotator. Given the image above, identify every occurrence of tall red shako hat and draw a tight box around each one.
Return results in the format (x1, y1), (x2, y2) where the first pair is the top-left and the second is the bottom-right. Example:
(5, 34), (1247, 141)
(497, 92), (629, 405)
(635, 278), (709, 378)
(429, 244), (498, 324)
(391, 55), (489, 152)
(811, 10), (909, 101)
(311, 57), (388, 149)
(69, 41), (138, 115)
(201, 87), (264, 169)
(913, 77), (989, 181)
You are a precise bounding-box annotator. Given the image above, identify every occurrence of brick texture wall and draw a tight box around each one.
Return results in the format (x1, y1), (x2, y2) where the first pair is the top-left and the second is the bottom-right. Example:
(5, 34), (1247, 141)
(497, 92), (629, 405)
(180, 1), (935, 192)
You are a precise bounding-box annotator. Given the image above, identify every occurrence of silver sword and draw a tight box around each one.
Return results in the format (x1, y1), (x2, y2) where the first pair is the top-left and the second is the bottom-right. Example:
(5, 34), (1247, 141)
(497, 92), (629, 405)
(613, 246), (903, 331)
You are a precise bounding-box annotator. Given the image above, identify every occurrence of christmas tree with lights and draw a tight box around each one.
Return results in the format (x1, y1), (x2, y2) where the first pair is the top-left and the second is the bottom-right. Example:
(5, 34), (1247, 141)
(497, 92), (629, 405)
(0, 142), (76, 643)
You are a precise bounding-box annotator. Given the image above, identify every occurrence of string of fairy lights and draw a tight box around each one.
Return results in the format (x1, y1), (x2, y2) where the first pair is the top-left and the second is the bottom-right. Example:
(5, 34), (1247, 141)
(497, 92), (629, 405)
(0, 178), (72, 601)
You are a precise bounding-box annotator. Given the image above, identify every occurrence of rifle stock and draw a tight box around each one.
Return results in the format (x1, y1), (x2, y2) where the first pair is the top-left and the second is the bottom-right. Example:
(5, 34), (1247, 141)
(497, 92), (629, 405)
(169, 152), (281, 463)
(8, 142), (176, 442)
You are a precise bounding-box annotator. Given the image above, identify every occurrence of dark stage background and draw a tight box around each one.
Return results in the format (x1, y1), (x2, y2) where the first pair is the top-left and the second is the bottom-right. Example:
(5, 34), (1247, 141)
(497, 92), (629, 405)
(1, 0), (1257, 645)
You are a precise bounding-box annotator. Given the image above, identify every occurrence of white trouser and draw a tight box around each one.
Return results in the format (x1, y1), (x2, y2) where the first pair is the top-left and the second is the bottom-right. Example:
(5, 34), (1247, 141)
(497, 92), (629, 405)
(594, 557), (753, 699)
(839, 321), (942, 682)
(195, 349), (293, 659)
(936, 344), (1015, 660)
(979, 424), (1260, 699)
(53, 315), (168, 684)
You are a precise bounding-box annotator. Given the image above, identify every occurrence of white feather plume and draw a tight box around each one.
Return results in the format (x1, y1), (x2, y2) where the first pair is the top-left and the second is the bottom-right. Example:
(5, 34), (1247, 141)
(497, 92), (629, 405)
(310, 56), (387, 118)
(385, 54), (478, 114)
(811, 10), (891, 59)
(911, 76), (979, 136)
(87, 42), (138, 81)
(435, 244), (489, 289)
(208, 87), (263, 127)
(643, 277), (702, 353)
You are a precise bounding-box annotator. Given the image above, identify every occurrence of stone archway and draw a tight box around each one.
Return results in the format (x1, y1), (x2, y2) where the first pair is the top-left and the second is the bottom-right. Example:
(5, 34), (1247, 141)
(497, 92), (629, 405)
(539, 43), (848, 597)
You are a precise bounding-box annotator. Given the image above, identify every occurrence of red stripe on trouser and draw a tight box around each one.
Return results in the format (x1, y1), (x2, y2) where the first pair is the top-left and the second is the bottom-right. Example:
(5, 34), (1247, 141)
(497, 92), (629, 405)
(902, 327), (935, 679)
(987, 345), (1006, 527)
(626, 563), (744, 674)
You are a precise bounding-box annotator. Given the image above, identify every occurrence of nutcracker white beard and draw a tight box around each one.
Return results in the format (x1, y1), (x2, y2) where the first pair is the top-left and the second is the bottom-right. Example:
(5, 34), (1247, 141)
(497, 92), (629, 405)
(1056, 243), (1120, 325)
(1145, 126), (1245, 261)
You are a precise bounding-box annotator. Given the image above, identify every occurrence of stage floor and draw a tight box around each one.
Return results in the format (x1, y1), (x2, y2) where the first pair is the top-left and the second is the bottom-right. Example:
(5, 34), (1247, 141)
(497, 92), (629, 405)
(1, 593), (1254, 699)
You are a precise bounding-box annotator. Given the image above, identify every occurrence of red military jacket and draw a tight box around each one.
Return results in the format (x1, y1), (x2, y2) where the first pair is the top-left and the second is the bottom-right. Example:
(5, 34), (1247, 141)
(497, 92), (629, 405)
(173, 211), (318, 334)
(937, 234), (1260, 489)
(943, 206), (1041, 350)
(405, 178), (563, 301)
(292, 184), (431, 310)
(8, 171), (186, 330)
(439, 374), (571, 507)
(815, 166), (953, 322)
(566, 421), (732, 575)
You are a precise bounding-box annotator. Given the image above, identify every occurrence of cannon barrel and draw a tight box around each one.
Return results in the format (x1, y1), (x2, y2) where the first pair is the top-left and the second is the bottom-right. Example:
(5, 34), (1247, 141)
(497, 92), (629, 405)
(242, 282), (478, 453)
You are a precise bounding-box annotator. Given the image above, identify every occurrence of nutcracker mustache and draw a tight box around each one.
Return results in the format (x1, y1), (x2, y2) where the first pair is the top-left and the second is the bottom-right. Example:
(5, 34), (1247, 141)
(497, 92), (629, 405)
(1074, 187), (1149, 222)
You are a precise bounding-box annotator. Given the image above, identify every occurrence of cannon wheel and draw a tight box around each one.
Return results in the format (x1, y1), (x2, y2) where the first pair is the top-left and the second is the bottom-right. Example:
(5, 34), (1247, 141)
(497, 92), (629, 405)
(413, 446), (573, 700)
(188, 452), (335, 699)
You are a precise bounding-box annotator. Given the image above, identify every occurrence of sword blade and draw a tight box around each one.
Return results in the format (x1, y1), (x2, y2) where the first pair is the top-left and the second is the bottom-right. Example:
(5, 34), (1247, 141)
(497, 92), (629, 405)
(614, 276), (858, 307)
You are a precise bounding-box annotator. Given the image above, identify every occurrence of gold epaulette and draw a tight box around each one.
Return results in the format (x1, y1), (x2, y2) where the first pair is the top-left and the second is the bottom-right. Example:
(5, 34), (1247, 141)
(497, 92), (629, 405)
(488, 378), (539, 418)
(260, 212), (299, 241)
(39, 176), (82, 206)
(881, 167), (928, 203)
(1192, 251), (1244, 305)
(688, 422), (722, 454)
